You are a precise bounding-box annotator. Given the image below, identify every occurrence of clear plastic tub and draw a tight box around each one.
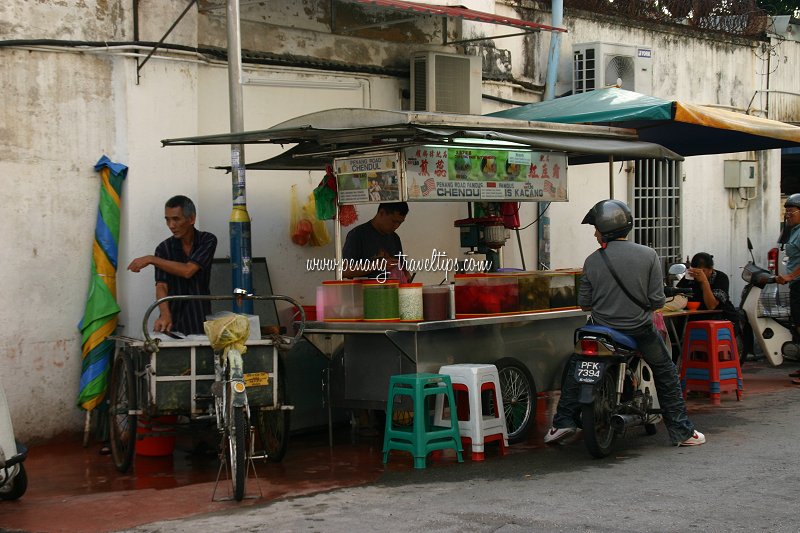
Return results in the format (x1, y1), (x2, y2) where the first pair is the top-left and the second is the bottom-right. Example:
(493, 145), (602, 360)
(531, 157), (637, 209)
(363, 280), (400, 321)
(399, 283), (424, 322)
(422, 285), (450, 321)
(321, 280), (363, 321)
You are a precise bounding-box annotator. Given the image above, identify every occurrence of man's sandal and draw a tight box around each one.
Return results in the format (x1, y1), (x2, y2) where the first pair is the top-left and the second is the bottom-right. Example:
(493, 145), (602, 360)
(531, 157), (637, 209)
(792, 377), (800, 385)
(789, 370), (800, 378)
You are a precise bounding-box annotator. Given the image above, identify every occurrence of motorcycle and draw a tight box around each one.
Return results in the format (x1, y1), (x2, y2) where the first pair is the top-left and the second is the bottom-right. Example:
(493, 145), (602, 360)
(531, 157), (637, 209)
(740, 238), (800, 366)
(0, 379), (28, 500)
(573, 270), (692, 458)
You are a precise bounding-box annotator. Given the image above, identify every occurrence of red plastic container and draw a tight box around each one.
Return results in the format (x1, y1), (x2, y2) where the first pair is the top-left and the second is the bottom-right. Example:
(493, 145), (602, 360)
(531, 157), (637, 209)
(136, 416), (177, 457)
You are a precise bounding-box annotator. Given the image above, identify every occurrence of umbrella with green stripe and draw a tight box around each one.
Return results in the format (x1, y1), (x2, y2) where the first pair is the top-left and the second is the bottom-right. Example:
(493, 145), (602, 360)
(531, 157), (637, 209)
(78, 155), (127, 412)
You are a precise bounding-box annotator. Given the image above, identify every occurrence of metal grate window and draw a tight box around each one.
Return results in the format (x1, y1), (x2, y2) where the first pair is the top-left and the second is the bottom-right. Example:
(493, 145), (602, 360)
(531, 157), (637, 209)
(631, 159), (682, 272)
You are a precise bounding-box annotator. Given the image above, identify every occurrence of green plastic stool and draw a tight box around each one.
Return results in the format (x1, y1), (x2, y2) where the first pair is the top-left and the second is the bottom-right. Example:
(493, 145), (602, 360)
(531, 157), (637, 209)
(382, 373), (464, 469)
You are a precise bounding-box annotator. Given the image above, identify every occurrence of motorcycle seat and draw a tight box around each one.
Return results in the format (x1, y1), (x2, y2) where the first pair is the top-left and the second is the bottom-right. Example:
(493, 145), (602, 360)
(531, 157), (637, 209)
(579, 325), (638, 350)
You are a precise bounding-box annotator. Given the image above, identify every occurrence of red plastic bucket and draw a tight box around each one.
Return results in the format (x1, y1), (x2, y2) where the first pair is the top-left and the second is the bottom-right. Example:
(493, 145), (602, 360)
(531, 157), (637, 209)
(136, 416), (177, 457)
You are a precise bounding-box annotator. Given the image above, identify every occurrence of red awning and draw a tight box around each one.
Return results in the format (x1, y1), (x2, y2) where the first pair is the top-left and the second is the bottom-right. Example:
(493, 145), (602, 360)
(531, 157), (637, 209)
(347, 0), (566, 36)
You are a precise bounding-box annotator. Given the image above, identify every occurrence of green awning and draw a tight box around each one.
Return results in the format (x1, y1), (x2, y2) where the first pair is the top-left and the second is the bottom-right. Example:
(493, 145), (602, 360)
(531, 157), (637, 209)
(488, 87), (800, 157)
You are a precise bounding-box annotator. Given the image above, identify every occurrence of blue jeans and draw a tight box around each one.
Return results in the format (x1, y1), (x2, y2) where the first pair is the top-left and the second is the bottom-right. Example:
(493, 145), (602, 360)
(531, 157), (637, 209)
(553, 322), (695, 445)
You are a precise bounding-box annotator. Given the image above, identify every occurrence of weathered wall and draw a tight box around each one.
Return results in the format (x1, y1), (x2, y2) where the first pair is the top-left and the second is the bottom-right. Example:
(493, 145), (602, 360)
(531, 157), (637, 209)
(0, 0), (795, 440)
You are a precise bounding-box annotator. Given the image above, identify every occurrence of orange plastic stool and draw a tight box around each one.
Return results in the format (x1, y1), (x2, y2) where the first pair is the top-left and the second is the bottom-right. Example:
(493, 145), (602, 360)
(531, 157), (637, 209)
(680, 320), (743, 404)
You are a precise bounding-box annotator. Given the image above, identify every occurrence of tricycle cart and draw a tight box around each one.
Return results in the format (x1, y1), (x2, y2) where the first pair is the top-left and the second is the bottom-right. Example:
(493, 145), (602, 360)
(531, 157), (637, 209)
(108, 294), (304, 501)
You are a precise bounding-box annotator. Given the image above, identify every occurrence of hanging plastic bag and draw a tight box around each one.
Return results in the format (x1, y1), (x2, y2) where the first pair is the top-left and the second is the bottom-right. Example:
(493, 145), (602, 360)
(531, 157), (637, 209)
(313, 166), (338, 221)
(289, 185), (312, 246)
(303, 192), (331, 247)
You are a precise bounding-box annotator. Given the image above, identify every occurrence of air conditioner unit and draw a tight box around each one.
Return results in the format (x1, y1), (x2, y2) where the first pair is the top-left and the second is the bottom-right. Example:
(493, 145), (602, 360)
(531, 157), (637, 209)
(410, 51), (482, 115)
(572, 42), (653, 95)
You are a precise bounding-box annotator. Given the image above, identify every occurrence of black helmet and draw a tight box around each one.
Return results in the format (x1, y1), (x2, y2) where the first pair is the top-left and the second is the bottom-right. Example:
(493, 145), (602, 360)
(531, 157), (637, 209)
(785, 194), (800, 210)
(582, 199), (633, 242)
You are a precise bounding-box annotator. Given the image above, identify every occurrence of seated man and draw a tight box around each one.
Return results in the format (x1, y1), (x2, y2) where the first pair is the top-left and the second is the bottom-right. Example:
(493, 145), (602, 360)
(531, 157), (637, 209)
(676, 252), (745, 357)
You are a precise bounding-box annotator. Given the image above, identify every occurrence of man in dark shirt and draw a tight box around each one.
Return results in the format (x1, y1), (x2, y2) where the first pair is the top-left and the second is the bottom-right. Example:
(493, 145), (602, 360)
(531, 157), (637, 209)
(127, 195), (217, 334)
(342, 202), (409, 281)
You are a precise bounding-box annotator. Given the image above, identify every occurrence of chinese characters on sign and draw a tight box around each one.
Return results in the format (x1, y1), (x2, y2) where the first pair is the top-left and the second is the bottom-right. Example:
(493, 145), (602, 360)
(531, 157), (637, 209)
(334, 153), (403, 204)
(404, 146), (568, 202)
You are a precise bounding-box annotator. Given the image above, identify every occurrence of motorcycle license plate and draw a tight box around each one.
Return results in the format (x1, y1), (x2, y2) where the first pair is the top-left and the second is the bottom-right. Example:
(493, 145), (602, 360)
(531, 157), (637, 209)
(574, 360), (604, 384)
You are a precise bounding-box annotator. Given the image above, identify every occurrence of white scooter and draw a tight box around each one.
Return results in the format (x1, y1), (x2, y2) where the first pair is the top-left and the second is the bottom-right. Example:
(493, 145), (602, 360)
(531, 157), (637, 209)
(740, 239), (800, 367)
(0, 379), (27, 500)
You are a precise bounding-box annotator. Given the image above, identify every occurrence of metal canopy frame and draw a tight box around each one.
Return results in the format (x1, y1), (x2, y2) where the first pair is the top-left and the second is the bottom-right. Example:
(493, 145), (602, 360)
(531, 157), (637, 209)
(134, 0), (198, 84)
(331, 0), (566, 45)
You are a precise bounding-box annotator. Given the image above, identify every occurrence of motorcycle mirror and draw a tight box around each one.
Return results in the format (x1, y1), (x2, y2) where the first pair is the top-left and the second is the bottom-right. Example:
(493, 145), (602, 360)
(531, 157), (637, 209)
(747, 237), (756, 263)
(667, 263), (687, 276)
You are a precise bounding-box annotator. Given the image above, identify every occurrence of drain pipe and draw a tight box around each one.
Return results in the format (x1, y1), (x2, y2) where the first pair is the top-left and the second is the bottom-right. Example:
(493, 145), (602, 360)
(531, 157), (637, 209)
(537, 0), (563, 269)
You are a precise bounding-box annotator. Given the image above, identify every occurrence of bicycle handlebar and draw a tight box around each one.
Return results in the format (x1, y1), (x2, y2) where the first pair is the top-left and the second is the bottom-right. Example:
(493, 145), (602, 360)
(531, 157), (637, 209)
(141, 294), (306, 353)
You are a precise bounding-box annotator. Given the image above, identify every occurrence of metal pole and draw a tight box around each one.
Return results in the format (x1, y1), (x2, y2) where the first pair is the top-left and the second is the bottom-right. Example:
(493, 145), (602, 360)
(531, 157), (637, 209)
(609, 156), (614, 198)
(226, 0), (253, 313)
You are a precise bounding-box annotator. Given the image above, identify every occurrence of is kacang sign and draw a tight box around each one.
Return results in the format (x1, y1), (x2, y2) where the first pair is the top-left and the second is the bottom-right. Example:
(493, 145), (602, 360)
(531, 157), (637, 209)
(404, 146), (568, 202)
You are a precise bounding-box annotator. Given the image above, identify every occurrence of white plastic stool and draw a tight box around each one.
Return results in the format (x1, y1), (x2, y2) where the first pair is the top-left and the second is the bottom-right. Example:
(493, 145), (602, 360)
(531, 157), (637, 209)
(433, 364), (509, 461)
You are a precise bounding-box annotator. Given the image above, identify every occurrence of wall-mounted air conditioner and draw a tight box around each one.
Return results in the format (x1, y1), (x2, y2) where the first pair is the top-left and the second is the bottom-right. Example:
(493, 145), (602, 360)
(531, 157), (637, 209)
(410, 51), (482, 115)
(572, 42), (653, 95)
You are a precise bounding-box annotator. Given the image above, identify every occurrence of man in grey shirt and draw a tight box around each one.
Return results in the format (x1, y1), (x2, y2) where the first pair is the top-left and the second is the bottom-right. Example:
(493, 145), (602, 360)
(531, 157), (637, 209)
(544, 199), (705, 447)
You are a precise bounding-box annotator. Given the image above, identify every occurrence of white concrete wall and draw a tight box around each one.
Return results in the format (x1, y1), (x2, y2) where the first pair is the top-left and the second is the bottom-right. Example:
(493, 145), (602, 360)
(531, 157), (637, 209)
(1, 0), (795, 440)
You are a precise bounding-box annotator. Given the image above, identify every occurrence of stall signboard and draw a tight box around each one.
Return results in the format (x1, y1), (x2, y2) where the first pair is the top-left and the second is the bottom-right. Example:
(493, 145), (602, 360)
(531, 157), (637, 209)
(404, 146), (568, 202)
(334, 152), (403, 204)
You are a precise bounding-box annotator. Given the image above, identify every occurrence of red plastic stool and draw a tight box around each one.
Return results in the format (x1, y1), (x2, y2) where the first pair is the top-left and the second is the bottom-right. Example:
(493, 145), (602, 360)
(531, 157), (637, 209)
(680, 320), (743, 404)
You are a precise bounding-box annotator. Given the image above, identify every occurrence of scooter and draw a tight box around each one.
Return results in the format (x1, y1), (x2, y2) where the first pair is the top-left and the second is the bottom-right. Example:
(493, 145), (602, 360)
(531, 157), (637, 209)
(740, 238), (800, 367)
(0, 379), (28, 500)
(572, 271), (692, 458)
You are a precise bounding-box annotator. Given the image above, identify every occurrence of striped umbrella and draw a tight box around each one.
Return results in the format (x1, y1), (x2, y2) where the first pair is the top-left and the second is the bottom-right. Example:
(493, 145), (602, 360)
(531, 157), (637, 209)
(77, 155), (127, 412)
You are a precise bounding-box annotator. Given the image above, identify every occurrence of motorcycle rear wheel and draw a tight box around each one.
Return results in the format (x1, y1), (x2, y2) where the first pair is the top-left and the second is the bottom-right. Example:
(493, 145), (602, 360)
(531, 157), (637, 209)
(582, 370), (617, 458)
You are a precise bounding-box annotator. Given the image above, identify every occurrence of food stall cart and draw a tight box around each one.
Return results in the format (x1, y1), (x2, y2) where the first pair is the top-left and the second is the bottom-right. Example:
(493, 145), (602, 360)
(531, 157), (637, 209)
(162, 108), (683, 444)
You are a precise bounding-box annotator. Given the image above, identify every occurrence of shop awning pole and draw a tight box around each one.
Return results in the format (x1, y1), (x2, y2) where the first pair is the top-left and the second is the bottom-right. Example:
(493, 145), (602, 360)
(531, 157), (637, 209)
(609, 156), (614, 198)
(226, 0), (253, 312)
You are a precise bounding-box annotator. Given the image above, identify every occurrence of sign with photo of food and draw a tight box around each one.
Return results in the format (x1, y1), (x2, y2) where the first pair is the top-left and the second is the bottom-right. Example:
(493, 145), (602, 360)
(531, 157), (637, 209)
(403, 146), (568, 202)
(334, 152), (403, 204)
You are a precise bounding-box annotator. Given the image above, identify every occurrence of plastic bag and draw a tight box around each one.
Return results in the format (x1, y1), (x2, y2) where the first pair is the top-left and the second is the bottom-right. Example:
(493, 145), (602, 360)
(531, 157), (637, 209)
(289, 185), (313, 246)
(313, 167), (338, 221)
(204, 314), (250, 363)
(303, 192), (331, 247)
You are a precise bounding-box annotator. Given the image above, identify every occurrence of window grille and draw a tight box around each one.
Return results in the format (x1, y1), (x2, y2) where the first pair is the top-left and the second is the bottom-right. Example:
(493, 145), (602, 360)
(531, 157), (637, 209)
(631, 159), (682, 272)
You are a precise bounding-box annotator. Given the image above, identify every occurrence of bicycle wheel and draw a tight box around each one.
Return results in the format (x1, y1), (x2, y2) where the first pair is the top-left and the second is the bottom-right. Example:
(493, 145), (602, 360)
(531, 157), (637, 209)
(496, 357), (536, 444)
(109, 348), (136, 472)
(228, 405), (247, 502)
(255, 361), (290, 462)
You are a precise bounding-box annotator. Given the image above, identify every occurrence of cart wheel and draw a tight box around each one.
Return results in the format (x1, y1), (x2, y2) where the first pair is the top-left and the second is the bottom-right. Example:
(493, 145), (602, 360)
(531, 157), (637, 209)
(227, 405), (247, 502)
(109, 348), (137, 472)
(255, 361), (290, 462)
(0, 462), (27, 501)
(496, 357), (537, 445)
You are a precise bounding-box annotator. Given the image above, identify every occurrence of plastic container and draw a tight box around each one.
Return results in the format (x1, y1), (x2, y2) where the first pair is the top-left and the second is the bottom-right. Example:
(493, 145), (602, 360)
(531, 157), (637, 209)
(136, 416), (177, 457)
(363, 280), (400, 321)
(548, 271), (578, 309)
(315, 285), (325, 321)
(518, 271), (550, 311)
(422, 285), (450, 321)
(321, 280), (363, 321)
(454, 273), (518, 317)
(398, 283), (424, 322)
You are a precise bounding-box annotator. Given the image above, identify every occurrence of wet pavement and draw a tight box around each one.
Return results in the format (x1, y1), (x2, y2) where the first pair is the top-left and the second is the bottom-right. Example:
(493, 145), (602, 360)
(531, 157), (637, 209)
(1, 359), (797, 533)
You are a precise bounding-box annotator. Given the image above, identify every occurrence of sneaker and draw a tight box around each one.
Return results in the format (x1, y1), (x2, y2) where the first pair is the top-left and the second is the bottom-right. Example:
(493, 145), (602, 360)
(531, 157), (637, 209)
(544, 426), (576, 445)
(678, 430), (706, 447)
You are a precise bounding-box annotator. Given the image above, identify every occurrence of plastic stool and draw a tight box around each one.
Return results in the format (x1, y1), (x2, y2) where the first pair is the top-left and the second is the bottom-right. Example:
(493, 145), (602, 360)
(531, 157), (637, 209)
(680, 320), (744, 404)
(382, 373), (464, 469)
(433, 364), (508, 461)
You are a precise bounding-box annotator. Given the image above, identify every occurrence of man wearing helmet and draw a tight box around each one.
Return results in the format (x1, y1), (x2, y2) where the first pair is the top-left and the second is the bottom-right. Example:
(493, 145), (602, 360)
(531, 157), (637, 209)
(776, 193), (800, 383)
(544, 199), (705, 447)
